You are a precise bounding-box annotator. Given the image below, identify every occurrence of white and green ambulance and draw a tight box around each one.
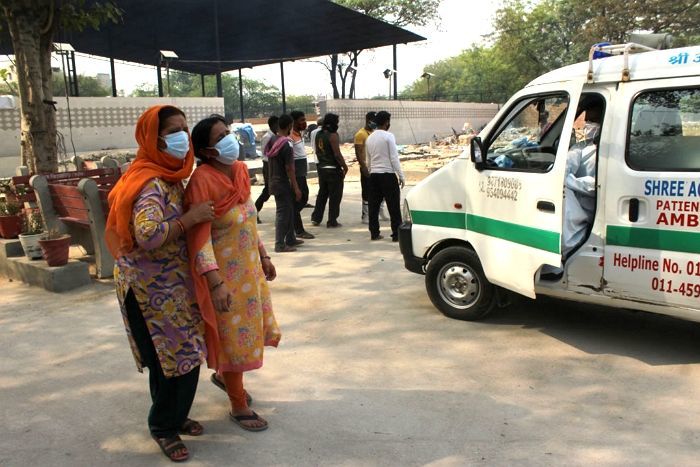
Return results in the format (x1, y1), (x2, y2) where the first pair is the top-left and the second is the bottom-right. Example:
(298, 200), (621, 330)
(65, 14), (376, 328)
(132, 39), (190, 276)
(399, 42), (700, 321)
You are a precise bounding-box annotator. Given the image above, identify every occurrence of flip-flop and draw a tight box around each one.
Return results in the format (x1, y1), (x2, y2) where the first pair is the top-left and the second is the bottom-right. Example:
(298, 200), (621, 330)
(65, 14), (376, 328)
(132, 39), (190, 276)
(151, 433), (189, 462)
(210, 373), (253, 405)
(178, 418), (203, 436)
(229, 410), (268, 432)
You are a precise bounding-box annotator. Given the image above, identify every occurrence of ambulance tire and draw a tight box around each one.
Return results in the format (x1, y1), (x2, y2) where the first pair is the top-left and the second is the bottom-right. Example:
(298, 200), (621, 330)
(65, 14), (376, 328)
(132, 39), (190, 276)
(426, 247), (496, 321)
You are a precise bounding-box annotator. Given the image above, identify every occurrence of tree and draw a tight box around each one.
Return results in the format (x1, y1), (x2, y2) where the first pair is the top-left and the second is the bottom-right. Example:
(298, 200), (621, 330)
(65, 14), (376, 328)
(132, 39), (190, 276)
(492, 0), (700, 86)
(52, 73), (111, 97)
(130, 72), (316, 120)
(321, 0), (440, 99)
(400, 46), (515, 103)
(0, 1), (120, 174)
(402, 0), (700, 105)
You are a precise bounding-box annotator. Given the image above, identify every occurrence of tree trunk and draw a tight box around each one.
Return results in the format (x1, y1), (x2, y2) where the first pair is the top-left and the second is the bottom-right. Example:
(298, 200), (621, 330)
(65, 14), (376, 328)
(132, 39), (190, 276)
(348, 51), (360, 100)
(330, 54), (340, 99)
(3, 1), (58, 174)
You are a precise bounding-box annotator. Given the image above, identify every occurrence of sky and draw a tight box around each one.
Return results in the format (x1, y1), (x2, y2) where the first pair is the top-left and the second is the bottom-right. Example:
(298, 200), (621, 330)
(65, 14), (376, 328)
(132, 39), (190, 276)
(1, 0), (504, 99)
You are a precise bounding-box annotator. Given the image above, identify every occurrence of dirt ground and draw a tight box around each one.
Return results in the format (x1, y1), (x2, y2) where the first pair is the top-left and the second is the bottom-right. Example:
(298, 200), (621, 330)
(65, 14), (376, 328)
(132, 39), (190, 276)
(2, 170), (700, 466)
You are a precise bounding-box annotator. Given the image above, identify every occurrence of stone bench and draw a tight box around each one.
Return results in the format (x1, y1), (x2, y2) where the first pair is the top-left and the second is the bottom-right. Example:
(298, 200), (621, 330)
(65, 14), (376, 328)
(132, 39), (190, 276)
(30, 167), (121, 279)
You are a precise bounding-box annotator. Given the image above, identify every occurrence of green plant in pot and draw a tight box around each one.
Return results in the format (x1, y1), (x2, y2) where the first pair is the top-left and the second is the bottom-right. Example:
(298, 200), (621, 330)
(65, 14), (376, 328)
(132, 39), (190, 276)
(38, 228), (71, 267)
(18, 210), (46, 260)
(0, 198), (23, 239)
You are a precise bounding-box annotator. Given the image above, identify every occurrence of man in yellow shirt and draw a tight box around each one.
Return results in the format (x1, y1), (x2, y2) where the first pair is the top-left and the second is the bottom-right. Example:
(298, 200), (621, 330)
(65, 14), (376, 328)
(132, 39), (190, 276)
(354, 111), (388, 224)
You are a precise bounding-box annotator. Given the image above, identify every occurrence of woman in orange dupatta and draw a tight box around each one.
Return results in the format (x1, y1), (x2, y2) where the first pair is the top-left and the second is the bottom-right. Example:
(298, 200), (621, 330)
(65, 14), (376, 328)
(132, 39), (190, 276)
(106, 105), (215, 462)
(185, 115), (281, 432)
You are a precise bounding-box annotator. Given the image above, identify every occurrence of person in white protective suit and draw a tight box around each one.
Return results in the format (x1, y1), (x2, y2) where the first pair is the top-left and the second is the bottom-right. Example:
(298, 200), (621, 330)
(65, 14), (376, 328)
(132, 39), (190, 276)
(562, 111), (601, 257)
(541, 105), (602, 279)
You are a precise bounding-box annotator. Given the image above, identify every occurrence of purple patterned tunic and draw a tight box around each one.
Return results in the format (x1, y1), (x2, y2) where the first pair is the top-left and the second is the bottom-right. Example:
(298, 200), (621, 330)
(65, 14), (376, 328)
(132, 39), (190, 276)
(114, 178), (206, 378)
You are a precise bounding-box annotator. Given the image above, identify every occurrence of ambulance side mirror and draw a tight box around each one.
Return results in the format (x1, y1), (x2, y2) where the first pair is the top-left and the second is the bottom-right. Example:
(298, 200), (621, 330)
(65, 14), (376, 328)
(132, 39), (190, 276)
(470, 136), (485, 171)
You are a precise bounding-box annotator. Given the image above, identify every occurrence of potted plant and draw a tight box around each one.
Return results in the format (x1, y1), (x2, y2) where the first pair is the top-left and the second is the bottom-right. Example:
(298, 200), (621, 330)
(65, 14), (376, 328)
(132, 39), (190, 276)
(18, 210), (45, 260)
(0, 198), (23, 239)
(38, 228), (71, 267)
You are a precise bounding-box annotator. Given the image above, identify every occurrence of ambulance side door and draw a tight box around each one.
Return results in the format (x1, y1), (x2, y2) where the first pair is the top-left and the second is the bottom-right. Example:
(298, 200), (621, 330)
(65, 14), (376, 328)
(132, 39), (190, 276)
(466, 82), (582, 298)
(604, 78), (700, 310)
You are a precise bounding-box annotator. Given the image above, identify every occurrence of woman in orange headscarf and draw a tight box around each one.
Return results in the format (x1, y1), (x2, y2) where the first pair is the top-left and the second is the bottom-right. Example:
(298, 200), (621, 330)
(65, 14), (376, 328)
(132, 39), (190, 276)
(185, 115), (281, 432)
(106, 105), (215, 462)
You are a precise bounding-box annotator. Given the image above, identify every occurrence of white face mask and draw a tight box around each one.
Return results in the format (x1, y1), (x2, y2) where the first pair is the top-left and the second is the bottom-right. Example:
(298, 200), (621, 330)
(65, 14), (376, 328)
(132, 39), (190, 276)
(163, 131), (190, 159)
(213, 134), (240, 165)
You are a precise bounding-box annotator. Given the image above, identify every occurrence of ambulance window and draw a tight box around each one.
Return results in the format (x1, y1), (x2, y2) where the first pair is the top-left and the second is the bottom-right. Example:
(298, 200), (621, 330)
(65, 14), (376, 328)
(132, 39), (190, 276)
(485, 93), (568, 172)
(628, 88), (700, 171)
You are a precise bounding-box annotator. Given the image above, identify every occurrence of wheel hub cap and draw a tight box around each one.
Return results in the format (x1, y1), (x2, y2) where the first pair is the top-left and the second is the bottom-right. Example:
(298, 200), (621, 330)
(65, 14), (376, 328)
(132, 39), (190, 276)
(439, 263), (480, 309)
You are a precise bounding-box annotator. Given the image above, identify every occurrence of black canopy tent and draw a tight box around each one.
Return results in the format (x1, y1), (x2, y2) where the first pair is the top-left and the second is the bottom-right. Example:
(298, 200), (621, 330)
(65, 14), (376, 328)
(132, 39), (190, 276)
(0, 0), (425, 117)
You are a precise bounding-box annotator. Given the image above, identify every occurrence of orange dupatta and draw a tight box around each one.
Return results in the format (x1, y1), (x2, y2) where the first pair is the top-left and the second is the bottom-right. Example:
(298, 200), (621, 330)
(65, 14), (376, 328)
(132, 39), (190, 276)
(105, 105), (195, 258)
(184, 161), (251, 369)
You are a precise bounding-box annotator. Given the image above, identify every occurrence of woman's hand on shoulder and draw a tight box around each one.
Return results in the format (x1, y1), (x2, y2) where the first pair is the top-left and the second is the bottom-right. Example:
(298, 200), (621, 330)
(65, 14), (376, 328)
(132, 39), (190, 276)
(182, 201), (215, 228)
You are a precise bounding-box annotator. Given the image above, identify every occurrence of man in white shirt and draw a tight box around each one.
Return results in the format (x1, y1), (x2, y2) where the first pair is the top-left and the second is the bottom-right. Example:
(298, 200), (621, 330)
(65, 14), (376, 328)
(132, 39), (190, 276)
(365, 110), (405, 242)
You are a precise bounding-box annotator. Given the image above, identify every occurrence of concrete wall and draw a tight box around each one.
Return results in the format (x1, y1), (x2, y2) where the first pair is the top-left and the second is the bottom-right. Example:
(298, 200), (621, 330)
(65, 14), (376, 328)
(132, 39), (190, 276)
(0, 97), (224, 175)
(318, 99), (501, 145)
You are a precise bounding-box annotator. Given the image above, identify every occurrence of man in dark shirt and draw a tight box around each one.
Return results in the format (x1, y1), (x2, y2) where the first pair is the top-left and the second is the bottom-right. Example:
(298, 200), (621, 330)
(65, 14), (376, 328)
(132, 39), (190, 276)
(310, 113), (348, 228)
(268, 114), (302, 252)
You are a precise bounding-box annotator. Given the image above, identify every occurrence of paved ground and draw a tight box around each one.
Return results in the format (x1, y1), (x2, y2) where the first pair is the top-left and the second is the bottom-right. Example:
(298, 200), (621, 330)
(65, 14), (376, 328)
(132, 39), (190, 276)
(2, 179), (700, 466)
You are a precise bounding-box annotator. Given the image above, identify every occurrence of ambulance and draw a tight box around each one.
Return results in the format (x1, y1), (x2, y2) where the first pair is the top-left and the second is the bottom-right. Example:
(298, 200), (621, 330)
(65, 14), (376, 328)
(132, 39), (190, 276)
(399, 40), (700, 322)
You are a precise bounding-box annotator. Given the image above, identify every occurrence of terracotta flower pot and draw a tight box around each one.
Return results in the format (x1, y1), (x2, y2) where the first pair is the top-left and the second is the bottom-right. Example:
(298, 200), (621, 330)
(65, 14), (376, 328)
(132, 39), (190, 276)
(38, 234), (71, 267)
(0, 215), (23, 239)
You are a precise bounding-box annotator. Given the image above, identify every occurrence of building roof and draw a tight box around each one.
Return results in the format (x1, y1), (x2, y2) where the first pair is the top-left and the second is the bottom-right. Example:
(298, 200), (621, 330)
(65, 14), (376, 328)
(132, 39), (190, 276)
(0, 0), (425, 75)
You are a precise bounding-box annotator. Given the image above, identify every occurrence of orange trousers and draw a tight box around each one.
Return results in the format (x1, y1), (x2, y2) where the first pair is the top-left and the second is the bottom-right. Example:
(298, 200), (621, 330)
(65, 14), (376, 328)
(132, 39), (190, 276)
(220, 371), (247, 410)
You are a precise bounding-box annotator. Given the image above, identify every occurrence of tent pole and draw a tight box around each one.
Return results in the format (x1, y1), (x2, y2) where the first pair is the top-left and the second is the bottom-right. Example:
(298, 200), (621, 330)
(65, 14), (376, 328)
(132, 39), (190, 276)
(238, 69), (244, 123)
(216, 72), (223, 97)
(280, 62), (286, 114)
(109, 57), (117, 97)
(200, 74), (206, 97)
(393, 44), (397, 100)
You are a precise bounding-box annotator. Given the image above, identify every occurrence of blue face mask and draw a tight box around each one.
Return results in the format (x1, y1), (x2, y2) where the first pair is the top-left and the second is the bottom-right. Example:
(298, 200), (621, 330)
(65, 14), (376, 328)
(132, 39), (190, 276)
(163, 131), (190, 159)
(213, 134), (240, 165)
(368, 121), (378, 130)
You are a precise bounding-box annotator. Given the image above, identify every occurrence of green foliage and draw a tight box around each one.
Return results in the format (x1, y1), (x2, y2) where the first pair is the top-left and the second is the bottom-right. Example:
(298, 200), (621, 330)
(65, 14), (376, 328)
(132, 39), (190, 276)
(0, 198), (21, 216)
(130, 71), (315, 120)
(22, 210), (44, 235)
(401, 46), (515, 103)
(52, 73), (111, 97)
(0, 68), (17, 95)
(58, 0), (122, 32)
(402, 0), (700, 104)
(335, 0), (440, 27)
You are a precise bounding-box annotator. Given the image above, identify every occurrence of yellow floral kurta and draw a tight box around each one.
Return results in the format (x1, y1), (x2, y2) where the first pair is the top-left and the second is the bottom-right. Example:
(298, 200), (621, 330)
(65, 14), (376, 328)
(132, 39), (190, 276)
(195, 197), (280, 372)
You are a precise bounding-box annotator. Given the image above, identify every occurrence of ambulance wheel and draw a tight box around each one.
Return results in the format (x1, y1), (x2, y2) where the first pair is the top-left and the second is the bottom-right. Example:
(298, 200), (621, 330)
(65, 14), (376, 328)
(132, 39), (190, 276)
(425, 247), (495, 321)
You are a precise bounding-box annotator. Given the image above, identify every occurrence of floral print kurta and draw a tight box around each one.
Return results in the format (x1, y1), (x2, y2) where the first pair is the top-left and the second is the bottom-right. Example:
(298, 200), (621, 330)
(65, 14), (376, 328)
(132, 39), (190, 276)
(115, 178), (206, 378)
(195, 198), (281, 372)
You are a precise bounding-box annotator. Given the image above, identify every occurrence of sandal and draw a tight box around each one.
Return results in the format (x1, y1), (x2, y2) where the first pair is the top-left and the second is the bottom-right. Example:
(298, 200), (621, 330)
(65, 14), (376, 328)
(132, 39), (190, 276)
(178, 418), (203, 436)
(229, 410), (268, 432)
(152, 434), (189, 462)
(210, 373), (253, 405)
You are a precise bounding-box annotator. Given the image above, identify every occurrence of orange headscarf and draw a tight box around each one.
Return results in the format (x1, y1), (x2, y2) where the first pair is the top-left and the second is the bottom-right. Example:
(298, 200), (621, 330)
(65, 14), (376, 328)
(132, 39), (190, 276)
(105, 105), (195, 258)
(185, 161), (251, 369)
